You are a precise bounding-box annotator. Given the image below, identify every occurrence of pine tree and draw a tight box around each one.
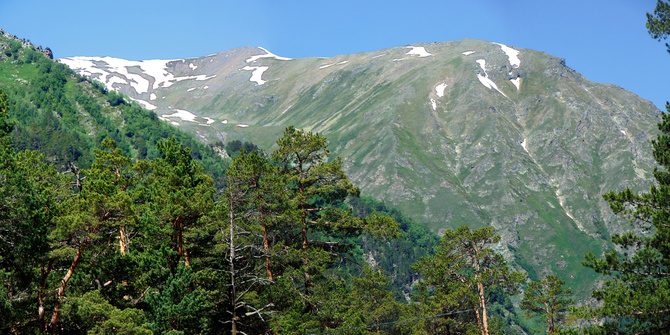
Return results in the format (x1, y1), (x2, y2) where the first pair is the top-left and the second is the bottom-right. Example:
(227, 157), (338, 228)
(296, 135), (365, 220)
(521, 274), (573, 334)
(647, 0), (670, 53)
(218, 150), (276, 334)
(146, 137), (214, 269)
(413, 226), (524, 335)
(264, 127), (400, 332)
(340, 266), (404, 334)
(84, 138), (148, 256)
(271, 126), (398, 296)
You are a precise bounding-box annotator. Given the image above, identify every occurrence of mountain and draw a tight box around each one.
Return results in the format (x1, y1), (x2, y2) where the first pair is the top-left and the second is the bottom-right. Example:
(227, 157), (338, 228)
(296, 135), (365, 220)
(59, 39), (662, 289)
(0, 29), (227, 178)
(0, 30), (442, 306)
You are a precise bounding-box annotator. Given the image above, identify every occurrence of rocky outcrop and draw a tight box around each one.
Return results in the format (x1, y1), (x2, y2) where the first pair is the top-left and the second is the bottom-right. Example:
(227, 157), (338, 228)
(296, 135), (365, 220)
(0, 28), (53, 59)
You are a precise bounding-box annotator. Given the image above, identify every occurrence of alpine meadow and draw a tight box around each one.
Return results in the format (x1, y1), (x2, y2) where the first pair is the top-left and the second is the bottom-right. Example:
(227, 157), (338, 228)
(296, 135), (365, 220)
(2, 1), (670, 334)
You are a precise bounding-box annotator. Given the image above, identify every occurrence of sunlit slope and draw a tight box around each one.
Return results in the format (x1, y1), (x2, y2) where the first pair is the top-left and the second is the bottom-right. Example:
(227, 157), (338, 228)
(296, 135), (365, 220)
(60, 39), (662, 285)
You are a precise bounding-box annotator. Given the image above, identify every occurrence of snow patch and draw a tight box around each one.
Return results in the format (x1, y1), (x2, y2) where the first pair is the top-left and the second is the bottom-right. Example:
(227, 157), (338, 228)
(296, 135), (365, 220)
(187, 87), (197, 92)
(319, 61), (348, 69)
(203, 86), (209, 90)
(281, 105), (293, 115)
(58, 56), (216, 95)
(477, 74), (506, 97)
(246, 47), (292, 63)
(435, 83), (447, 97)
(510, 78), (521, 91)
(189, 63), (197, 70)
(58, 57), (109, 80)
(476, 59), (486, 71)
(204, 117), (215, 125)
(521, 138), (529, 154)
(462, 51), (475, 56)
(222, 119), (228, 124)
(170, 121), (180, 126)
(242, 66), (269, 85)
(371, 54), (386, 59)
(161, 109), (198, 122)
(129, 98), (157, 111)
(319, 60), (349, 69)
(237, 124), (249, 128)
(494, 43), (521, 68)
(475, 59), (507, 98)
(620, 129), (627, 136)
(406, 46), (432, 57)
(430, 98), (437, 111)
(150, 93), (157, 101)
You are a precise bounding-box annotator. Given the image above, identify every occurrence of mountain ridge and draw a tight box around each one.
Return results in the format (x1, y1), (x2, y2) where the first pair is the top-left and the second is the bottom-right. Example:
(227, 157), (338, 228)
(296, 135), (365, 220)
(58, 39), (662, 289)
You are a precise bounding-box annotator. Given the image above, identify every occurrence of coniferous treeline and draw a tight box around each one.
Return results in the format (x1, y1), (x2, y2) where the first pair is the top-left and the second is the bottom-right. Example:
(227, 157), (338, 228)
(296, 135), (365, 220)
(1, 90), (532, 333)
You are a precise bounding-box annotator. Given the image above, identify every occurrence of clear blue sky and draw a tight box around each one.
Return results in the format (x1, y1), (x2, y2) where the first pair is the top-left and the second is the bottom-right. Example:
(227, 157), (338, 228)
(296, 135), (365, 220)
(1, 0), (668, 110)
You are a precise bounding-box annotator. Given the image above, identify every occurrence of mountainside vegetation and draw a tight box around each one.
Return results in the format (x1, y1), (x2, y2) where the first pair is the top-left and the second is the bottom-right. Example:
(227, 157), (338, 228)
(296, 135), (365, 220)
(57, 26), (665, 298)
(0, 31), (467, 334)
(1, 85), (530, 333)
(2, 1), (670, 333)
(0, 29), (225, 179)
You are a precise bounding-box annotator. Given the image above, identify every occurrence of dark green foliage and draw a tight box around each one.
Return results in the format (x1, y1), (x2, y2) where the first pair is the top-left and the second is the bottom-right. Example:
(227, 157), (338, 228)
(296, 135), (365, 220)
(146, 266), (213, 334)
(339, 266), (406, 334)
(106, 90), (126, 106)
(647, 1), (670, 53)
(349, 195), (439, 299)
(62, 291), (151, 335)
(0, 88), (11, 136)
(147, 137), (215, 270)
(412, 226), (524, 335)
(2, 80), (410, 333)
(225, 139), (262, 158)
(521, 274), (574, 334)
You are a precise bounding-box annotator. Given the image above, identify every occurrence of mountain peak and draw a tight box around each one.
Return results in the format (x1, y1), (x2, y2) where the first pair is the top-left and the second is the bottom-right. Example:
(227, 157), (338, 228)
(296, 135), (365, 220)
(58, 40), (661, 288)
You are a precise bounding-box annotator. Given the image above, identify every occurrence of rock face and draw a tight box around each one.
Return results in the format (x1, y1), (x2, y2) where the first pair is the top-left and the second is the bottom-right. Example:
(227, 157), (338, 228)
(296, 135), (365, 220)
(42, 47), (53, 59)
(59, 39), (662, 289)
(0, 29), (53, 59)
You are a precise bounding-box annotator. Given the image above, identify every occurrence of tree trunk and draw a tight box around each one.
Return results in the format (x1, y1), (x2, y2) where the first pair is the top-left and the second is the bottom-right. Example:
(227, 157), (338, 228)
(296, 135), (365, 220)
(183, 247), (191, 267)
(38, 258), (54, 332)
(229, 195), (239, 335)
(477, 281), (489, 335)
(119, 226), (128, 255)
(474, 306), (483, 335)
(48, 243), (85, 333)
(545, 302), (553, 333)
(262, 221), (272, 280)
(174, 215), (190, 266)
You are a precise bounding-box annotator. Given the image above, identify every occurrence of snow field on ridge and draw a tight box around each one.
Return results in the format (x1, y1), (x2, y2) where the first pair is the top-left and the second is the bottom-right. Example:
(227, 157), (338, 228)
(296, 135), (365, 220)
(58, 56), (216, 95)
